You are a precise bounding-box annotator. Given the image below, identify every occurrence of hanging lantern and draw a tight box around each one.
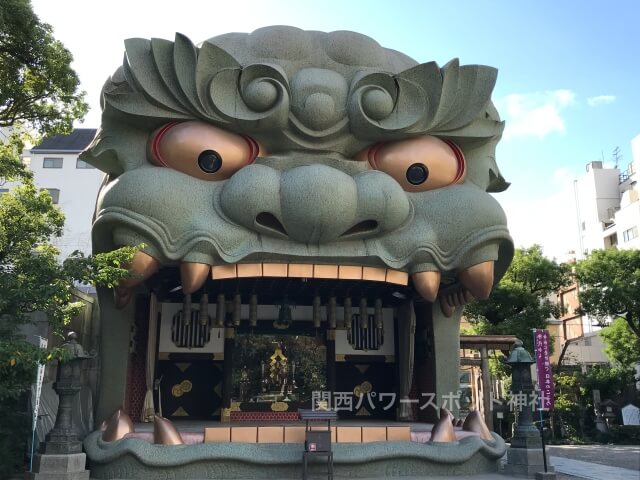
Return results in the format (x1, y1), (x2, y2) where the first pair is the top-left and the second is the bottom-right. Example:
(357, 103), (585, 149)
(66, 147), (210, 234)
(183, 294), (192, 326)
(233, 293), (241, 326)
(375, 298), (383, 344)
(328, 296), (337, 329)
(344, 297), (352, 331)
(312, 295), (321, 328)
(249, 294), (258, 327)
(359, 297), (368, 329)
(375, 298), (383, 329)
(199, 293), (209, 326)
(215, 294), (225, 327)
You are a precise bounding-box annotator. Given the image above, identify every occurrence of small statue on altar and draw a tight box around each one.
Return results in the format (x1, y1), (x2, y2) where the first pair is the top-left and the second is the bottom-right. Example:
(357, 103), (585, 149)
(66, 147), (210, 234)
(239, 365), (250, 401)
(278, 363), (289, 398)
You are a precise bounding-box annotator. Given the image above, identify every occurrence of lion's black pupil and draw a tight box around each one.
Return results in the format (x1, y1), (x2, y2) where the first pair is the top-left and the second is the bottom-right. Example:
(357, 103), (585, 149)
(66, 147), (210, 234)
(406, 163), (429, 185)
(198, 150), (222, 173)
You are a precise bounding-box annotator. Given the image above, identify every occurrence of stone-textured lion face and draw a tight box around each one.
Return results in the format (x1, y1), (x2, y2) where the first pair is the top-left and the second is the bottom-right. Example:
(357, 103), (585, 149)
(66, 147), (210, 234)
(83, 26), (512, 310)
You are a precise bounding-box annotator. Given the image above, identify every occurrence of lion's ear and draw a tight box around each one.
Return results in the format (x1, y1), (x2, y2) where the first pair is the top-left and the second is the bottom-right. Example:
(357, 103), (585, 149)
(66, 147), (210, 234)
(80, 124), (150, 175)
(80, 128), (122, 175)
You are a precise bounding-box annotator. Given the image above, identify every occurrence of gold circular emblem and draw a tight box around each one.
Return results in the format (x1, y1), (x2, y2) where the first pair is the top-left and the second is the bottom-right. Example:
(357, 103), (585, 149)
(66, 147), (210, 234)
(171, 385), (183, 398)
(361, 381), (372, 394)
(171, 379), (193, 398)
(271, 401), (289, 412)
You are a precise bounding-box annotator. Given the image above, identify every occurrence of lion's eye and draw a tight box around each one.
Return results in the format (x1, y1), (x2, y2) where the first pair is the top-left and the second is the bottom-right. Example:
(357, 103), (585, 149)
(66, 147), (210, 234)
(149, 121), (262, 181)
(357, 136), (465, 192)
(197, 150), (223, 173)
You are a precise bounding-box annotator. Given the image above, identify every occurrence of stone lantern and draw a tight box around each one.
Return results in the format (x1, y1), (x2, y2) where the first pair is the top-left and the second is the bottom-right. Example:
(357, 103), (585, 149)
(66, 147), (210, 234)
(504, 340), (540, 449)
(30, 332), (91, 480)
(503, 340), (554, 479)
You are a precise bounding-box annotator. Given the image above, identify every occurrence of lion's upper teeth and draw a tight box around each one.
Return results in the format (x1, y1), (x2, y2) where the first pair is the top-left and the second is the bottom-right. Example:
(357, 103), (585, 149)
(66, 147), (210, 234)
(180, 262), (210, 294)
(411, 270), (441, 302)
(458, 260), (494, 299)
(120, 251), (159, 288)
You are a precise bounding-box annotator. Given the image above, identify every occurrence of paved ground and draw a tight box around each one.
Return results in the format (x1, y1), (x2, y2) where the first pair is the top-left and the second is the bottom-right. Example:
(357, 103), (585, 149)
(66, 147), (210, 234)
(550, 456), (639, 480)
(547, 444), (640, 471)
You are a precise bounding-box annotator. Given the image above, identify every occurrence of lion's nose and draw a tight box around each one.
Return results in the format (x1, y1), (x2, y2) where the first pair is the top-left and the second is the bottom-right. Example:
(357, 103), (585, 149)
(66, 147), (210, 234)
(219, 163), (411, 244)
(278, 165), (357, 243)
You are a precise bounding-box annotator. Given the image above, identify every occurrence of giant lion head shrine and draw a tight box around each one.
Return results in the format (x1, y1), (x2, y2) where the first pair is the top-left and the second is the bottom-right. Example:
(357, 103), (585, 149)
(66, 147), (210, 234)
(80, 26), (514, 478)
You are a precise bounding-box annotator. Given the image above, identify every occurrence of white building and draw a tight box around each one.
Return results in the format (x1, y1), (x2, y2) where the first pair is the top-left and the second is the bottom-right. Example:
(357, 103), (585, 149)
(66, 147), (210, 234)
(575, 136), (640, 255)
(562, 134), (640, 367)
(26, 129), (102, 259)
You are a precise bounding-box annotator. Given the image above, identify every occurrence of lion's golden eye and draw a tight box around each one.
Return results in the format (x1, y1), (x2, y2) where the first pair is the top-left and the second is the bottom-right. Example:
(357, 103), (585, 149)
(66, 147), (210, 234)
(149, 121), (263, 181)
(356, 136), (465, 192)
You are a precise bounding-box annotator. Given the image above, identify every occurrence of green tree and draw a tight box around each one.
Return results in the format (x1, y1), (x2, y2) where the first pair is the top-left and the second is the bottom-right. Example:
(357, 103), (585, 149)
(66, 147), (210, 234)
(464, 245), (571, 355)
(0, 0), (88, 135)
(553, 371), (584, 440)
(599, 317), (640, 368)
(0, 147), (136, 476)
(0, 2), (127, 475)
(575, 248), (640, 341)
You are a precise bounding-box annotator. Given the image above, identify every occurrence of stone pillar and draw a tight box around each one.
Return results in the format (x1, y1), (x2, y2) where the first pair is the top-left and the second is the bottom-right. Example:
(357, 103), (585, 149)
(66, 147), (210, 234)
(30, 333), (90, 480)
(95, 286), (135, 422)
(414, 302), (461, 422)
(221, 327), (235, 420)
(479, 345), (494, 431)
(503, 341), (554, 479)
(396, 301), (415, 421)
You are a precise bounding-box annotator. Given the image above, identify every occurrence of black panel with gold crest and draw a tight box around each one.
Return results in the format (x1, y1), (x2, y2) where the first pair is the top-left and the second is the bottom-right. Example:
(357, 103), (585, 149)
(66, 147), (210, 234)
(157, 361), (223, 419)
(334, 361), (396, 419)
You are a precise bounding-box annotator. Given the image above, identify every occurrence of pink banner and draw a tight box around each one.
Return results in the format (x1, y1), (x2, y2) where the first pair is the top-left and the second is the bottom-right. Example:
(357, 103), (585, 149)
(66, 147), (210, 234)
(534, 329), (555, 410)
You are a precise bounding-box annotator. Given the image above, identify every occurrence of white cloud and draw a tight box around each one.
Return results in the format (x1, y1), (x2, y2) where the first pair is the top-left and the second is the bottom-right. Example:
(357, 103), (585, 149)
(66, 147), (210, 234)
(496, 90), (576, 139)
(498, 168), (579, 262)
(587, 95), (616, 107)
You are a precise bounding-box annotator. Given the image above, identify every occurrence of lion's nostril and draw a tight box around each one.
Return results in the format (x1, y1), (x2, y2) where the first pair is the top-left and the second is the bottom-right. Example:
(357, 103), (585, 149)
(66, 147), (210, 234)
(340, 220), (379, 238)
(255, 212), (288, 236)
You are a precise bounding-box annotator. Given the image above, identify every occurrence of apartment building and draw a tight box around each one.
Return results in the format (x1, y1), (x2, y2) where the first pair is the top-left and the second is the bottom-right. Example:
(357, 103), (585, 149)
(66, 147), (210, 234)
(550, 134), (640, 369)
(25, 129), (101, 259)
(575, 134), (640, 254)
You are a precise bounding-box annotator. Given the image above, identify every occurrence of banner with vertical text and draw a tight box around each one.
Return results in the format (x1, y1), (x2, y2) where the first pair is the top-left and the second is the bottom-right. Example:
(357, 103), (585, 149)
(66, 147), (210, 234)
(534, 329), (554, 410)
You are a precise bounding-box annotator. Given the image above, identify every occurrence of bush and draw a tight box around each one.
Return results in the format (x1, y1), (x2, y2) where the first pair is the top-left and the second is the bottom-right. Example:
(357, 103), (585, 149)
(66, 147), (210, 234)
(0, 394), (30, 478)
(607, 425), (640, 445)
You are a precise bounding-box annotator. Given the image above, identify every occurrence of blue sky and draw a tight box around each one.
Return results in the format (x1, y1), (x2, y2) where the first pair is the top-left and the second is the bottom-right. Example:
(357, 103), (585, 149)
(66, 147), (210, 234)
(31, 0), (640, 260)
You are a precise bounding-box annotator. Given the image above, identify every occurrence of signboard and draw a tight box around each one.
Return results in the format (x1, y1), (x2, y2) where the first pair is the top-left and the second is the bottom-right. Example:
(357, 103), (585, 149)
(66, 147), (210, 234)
(533, 329), (554, 410)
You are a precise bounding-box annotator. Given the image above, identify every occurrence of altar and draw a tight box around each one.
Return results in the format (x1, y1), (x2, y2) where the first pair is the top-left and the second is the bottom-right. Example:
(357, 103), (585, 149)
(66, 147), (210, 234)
(153, 300), (398, 423)
(228, 342), (315, 422)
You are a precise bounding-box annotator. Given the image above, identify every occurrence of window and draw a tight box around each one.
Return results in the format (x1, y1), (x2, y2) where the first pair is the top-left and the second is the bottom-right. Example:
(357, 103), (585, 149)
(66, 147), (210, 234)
(46, 188), (60, 204)
(623, 226), (638, 243)
(76, 159), (94, 169)
(43, 157), (63, 168)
